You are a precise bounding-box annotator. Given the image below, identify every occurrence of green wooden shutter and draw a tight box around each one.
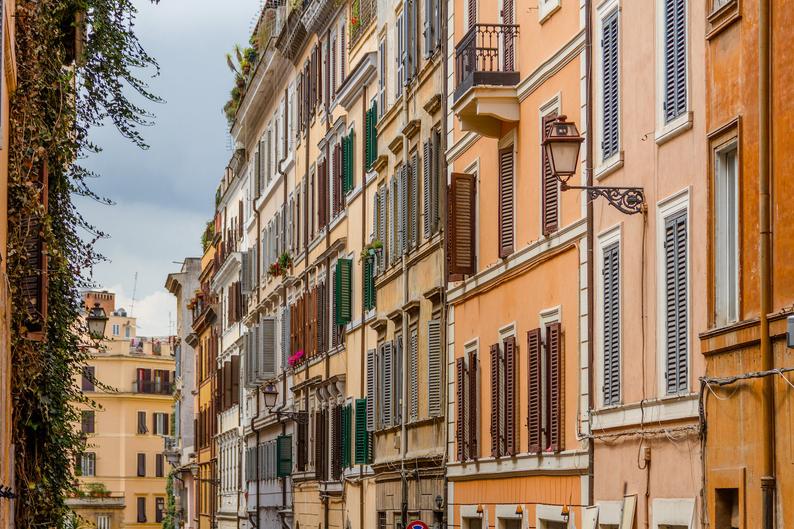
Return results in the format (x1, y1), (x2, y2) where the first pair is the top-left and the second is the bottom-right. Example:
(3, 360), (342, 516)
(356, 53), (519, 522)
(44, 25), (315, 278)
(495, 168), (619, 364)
(354, 398), (369, 464)
(335, 258), (352, 325)
(276, 434), (292, 477)
(343, 132), (355, 193)
(363, 256), (375, 310)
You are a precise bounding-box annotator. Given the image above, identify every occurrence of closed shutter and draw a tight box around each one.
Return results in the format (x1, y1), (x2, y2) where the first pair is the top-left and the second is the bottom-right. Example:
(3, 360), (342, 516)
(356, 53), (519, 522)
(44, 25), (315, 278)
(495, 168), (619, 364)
(498, 145), (515, 258)
(382, 342), (393, 427)
(241, 251), (250, 294)
(427, 319), (442, 417)
(602, 11), (620, 160)
(137, 453), (146, 477)
(527, 328), (542, 452)
(394, 336), (404, 425)
(331, 405), (343, 479)
(503, 0), (514, 70)
(397, 168), (405, 255)
(663, 0), (687, 123)
(297, 419), (307, 471)
(137, 497), (147, 523)
(335, 258), (352, 325)
(238, 200), (244, 238)
(331, 36), (337, 95)
(504, 336), (516, 456)
(410, 152), (419, 249)
(231, 355), (240, 406)
(156, 454), (164, 477)
(424, 0), (432, 58)
(468, 0), (476, 29)
(317, 282), (327, 354)
(603, 243), (621, 405)
(223, 361), (232, 408)
(281, 305), (290, 369)
(489, 344), (501, 458)
(363, 257), (375, 311)
(547, 322), (562, 451)
(277, 435), (292, 477)
(354, 398), (369, 464)
(664, 211), (688, 394)
(366, 349), (377, 431)
(261, 317), (277, 379)
(448, 173), (477, 276)
(307, 288), (316, 357)
(456, 357), (466, 461)
(542, 113), (559, 236)
(467, 349), (478, 458)
(314, 409), (327, 481)
(423, 140), (433, 239)
(378, 186), (387, 268)
(82, 411), (95, 434)
(409, 327), (419, 420)
(332, 144), (341, 217)
(389, 177), (396, 264)
(318, 158), (327, 228)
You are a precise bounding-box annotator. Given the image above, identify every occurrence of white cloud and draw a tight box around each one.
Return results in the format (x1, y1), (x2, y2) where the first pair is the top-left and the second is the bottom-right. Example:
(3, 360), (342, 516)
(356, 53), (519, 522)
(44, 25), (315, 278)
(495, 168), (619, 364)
(105, 284), (176, 337)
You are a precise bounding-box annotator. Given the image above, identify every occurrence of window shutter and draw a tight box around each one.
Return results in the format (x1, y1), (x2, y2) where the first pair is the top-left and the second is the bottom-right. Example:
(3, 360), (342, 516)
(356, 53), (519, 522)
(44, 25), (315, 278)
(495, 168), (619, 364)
(20, 162), (49, 335)
(663, 0), (687, 123)
(527, 328), (542, 452)
(602, 11), (620, 160)
(547, 322), (562, 451)
(231, 354), (240, 406)
(382, 342), (393, 427)
(335, 258), (352, 325)
(224, 361), (232, 408)
(664, 211), (688, 394)
(156, 453), (164, 477)
(378, 185), (387, 269)
(342, 404), (351, 468)
(314, 409), (327, 481)
(448, 173), (477, 276)
(317, 282), (326, 354)
(297, 419), (307, 471)
(503, 0), (514, 69)
(410, 152), (419, 249)
(261, 317), (277, 379)
(489, 344), (500, 458)
(277, 435), (292, 477)
(389, 177), (396, 264)
(332, 405), (343, 479)
(498, 146), (515, 258)
(137, 497), (147, 523)
(424, 0), (432, 58)
(468, 0), (476, 29)
(238, 200), (244, 239)
(394, 336), (403, 425)
(137, 453), (146, 477)
(603, 243), (621, 405)
(427, 319), (442, 417)
(363, 257), (375, 311)
(138, 411), (147, 434)
(397, 169), (405, 255)
(355, 398), (369, 464)
(423, 140), (432, 239)
(409, 328), (419, 420)
(542, 113), (559, 236)
(366, 348), (377, 431)
(467, 349), (478, 458)
(281, 305), (291, 369)
(504, 336), (516, 456)
(456, 357), (466, 461)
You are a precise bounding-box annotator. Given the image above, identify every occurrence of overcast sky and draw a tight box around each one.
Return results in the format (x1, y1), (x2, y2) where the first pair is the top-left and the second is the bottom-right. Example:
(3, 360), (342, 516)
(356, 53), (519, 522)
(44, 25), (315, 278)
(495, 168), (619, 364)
(77, 0), (259, 335)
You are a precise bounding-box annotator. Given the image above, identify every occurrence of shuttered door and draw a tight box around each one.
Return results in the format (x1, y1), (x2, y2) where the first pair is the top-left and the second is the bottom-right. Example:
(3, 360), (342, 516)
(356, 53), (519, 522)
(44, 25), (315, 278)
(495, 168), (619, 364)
(354, 398), (369, 464)
(456, 357), (466, 461)
(542, 113), (559, 236)
(602, 11), (620, 160)
(663, 0), (687, 123)
(603, 243), (621, 405)
(504, 336), (517, 456)
(546, 322), (562, 451)
(366, 349), (377, 432)
(498, 146), (515, 258)
(448, 173), (477, 276)
(527, 328), (542, 452)
(467, 349), (478, 458)
(489, 344), (500, 458)
(664, 211), (688, 394)
(409, 327), (419, 420)
(427, 319), (442, 417)
(382, 342), (393, 427)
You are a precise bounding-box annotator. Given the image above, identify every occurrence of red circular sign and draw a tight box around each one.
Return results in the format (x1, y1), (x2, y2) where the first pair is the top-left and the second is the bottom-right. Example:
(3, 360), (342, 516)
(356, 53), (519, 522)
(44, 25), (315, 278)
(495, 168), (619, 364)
(407, 522), (429, 529)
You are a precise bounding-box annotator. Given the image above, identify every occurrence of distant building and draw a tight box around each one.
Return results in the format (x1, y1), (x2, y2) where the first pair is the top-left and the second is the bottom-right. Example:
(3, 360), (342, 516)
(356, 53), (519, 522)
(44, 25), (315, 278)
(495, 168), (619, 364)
(67, 290), (176, 529)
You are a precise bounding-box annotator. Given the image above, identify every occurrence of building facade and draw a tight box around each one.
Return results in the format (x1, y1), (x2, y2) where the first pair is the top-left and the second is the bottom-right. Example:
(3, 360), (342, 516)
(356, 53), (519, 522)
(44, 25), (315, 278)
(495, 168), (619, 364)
(69, 290), (175, 529)
(165, 258), (201, 529)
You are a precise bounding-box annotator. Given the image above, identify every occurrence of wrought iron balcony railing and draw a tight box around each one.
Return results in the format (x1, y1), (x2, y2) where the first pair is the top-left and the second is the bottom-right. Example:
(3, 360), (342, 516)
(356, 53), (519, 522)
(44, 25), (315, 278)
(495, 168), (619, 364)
(454, 23), (520, 101)
(349, 0), (376, 50)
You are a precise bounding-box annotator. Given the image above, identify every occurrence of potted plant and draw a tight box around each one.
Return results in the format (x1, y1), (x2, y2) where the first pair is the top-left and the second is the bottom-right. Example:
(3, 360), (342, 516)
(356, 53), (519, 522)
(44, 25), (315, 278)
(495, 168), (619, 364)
(360, 239), (383, 261)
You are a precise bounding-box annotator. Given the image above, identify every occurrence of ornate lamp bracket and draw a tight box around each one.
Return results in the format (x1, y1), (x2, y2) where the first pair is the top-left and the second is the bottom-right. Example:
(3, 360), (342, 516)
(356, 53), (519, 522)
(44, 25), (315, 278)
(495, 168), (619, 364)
(561, 182), (646, 215)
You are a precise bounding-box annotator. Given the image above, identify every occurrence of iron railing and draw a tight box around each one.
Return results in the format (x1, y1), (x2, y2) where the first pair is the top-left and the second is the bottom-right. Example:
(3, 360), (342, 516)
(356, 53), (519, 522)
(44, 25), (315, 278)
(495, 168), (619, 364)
(454, 23), (520, 101)
(349, 0), (376, 50)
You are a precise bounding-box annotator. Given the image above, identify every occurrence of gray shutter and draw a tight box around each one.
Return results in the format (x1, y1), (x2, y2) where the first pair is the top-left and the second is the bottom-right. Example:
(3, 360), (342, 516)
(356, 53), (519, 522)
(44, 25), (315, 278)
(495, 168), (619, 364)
(378, 185), (387, 268)
(245, 330), (253, 388)
(602, 11), (620, 160)
(410, 153), (419, 249)
(366, 348), (377, 431)
(664, 211), (688, 394)
(281, 305), (290, 370)
(382, 342), (393, 427)
(394, 337), (403, 425)
(241, 251), (250, 294)
(409, 328), (419, 420)
(261, 317), (277, 379)
(663, 0), (687, 122)
(389, 178), (396, 264)
(602, 243), (620, 405)
(372, 192), (379, 243)
(423, 0), (432, 58)
(423, 140), (432, 239)
(400, 165), (408, 254)
(427, 319), (442, 416)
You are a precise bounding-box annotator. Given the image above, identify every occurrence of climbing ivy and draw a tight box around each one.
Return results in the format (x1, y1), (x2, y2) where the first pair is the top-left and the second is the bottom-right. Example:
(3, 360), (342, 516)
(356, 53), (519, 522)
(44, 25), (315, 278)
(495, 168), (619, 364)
(162, 471), (176, 529)
(8, 1), (160, 527)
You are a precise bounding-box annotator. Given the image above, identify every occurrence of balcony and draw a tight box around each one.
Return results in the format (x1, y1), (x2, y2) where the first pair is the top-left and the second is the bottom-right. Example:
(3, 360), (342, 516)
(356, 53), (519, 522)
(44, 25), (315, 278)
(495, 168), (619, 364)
(452, 24), (521, 138)
(349, 0), (376, 50)
(132, 380), (174, 395)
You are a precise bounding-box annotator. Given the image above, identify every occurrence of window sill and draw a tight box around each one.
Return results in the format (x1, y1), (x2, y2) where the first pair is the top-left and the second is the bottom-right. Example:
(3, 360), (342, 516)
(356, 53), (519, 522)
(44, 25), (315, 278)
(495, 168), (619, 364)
(654, 111), (693, 146)
(539, 0), (561, 24)
(594, 152), (625, 181)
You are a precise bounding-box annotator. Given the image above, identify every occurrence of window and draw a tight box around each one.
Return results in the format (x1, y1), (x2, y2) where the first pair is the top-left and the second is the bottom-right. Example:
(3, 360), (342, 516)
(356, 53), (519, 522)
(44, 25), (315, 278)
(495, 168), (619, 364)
(156, 454), (164, 478)
(153, 412), (169, 436)
(96, 515), (111, 529)
(395, 12), (405, 97)
(662, 0), (688, 123)
(136, 497), (147, 523)
(527, 315), (563, 452)
(81, 366), (95, 391)
(600, 233), (621, 406)
(124, 325), (130, 338)
(600, 7), (620, 161)
(112, 324), (120, 336)
(490, 332), (517, 457)
(137, 453), (146, 477)
(663, 208), (689, 394)
(715, 488), (740, 529)
(81, 411), (95, 434)
(155, 497), (165, 523)
(714, 144), (738, 326)
(378, 38), (387, 115)
(137, 411), (148, 434)
(539, 0), (561, 22)
(80, 452), (96, 477)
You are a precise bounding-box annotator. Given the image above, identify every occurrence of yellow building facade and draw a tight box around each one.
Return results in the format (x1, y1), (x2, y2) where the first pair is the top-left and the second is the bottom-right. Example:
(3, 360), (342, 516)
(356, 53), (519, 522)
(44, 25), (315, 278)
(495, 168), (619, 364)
(69, 290), (175, 529)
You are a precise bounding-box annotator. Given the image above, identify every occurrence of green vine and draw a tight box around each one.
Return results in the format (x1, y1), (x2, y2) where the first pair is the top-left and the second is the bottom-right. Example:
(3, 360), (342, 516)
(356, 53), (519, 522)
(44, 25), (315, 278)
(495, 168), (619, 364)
(8, 0), (160, 527)
(161, 471), (176, 529)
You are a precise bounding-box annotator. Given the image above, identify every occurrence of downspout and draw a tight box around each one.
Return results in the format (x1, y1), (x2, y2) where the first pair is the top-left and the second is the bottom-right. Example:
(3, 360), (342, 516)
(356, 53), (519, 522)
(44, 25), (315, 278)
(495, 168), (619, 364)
(360, 85), (368, 529)
(400, 64), (411, 529)
(758, 0), (776, 527)
(439, 0), (449, 522)
(584, 0), (595, 509)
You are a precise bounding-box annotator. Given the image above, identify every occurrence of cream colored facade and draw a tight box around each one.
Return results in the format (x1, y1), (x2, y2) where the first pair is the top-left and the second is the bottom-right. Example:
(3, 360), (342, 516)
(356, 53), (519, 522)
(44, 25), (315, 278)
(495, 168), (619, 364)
(69, 290), (175, 529)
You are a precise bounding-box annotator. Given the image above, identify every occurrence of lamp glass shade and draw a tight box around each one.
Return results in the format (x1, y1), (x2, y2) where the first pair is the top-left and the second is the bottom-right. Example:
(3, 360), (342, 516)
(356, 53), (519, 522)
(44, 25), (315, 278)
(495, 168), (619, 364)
(546, 140), (582, 178)
(86, 303), (108, 339)
(262, 384), (278, 409)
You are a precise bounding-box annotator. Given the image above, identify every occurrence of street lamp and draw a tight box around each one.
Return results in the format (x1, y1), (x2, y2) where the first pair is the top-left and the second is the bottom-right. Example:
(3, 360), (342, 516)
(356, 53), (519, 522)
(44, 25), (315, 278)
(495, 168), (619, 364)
(262, 383), (308, 424)
(262, 383), (279, 410)
(86, 302), (108, 340)
(542, 115), (645, 215)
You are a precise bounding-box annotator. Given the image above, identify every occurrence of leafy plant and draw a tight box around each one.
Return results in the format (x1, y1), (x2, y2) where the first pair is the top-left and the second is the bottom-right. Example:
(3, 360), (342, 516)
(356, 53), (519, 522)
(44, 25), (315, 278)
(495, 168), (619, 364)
(360, 239), (383, 261)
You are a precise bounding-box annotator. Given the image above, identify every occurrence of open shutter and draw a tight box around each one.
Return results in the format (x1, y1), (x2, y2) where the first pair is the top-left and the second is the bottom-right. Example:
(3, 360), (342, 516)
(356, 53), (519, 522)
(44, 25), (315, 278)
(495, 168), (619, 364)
(397, 168), (406, 255)
(355, 398), (369, 464)
(467, 0), (476, 29)
(527, 328), (542, 452)
(394, 336), (403, 425)
(223, 361), (232, 408)
(315, 409), (327, 481)
(427, 319), (442, 417)
(382, 342), (393, 427)
(332, 405), (343, 479)
(504, 336), (516, 456)
(317, 282), (326, 354)
(456, 357), (466, 461)
(547, 322), (562, 452)
(448, 173), (477, 276)
(137, 453), (146, 477)
(409, 328), (419, 420)
(602, 11), (620, 159)
(498, 146), (515, 258)
(467, 349), (478, 458)
(542, 113), (559, 236)
(664, 211), (688, 394)
(281, 305), (290, 370)
(335, 258), (352, 325)
(378, 186), (387, 268)
(489, 344), (501, 458)
(342, 404), (351, 468)
(603, 243), (621, 405)
(366, 348), (377, 431)
(423, 0), (432, 57)
(261, 317), (277, 379)
(363, 257), (375, 310)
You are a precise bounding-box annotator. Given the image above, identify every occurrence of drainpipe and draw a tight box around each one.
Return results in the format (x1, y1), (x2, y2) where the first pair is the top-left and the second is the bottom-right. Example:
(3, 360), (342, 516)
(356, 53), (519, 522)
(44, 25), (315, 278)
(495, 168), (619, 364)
(400, 61), (411, 529)
(584, 0), (595, 509)
(758, 0), (776, 527)
(360, 84), (369, 529)
(439, 0), (449, 522)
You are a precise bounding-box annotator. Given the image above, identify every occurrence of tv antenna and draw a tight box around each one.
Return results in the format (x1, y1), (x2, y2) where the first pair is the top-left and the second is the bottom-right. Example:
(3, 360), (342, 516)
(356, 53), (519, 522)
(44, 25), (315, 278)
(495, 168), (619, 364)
(130, 272), (138, 317)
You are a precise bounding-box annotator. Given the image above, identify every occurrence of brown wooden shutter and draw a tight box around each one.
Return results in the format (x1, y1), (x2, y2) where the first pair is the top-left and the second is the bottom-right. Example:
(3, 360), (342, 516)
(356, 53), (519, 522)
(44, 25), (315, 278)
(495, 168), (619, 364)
(332, 405), (342, 479)
(316, 283), (326, 354)
(547, 322), (563, 452)
(315, 409), (327, 481)
(498, 146), (515, 258)
(542, 113), (559, 236)
(527, 328), (542, 452)
(318, 159), (327, 228)
(223, 361), (232, 409)
(468, 0), (476, 29)
(231, 355), (240, 406)
(504, 336), (517, 456)
(467, 349), (478, 459)
(489, 343), (500, 458)
(448, 173), (477, 276)
(456, 357), (466, 461)
(297, 417), (308, 471)
(238, 200), (244, 238)
(137, 453), (146, 477)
